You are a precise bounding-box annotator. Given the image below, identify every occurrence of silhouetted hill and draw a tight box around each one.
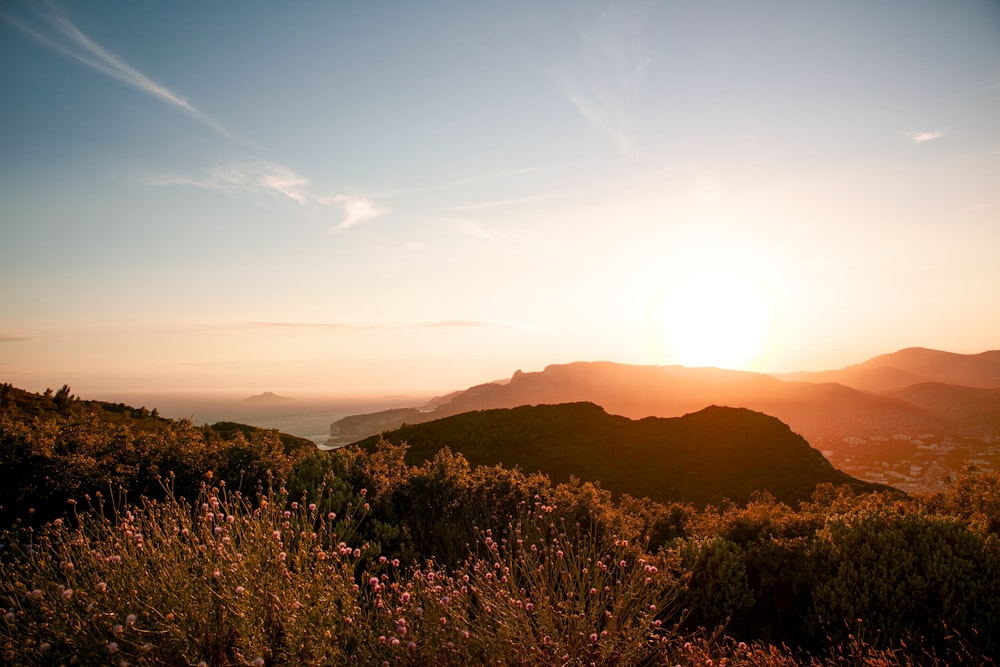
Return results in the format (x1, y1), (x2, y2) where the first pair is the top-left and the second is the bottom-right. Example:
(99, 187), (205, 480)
(783, 347), (1000, 391)
(0, 383), (315, 525)
(328, 407), (425, 446)
(352, 402), (888, 506)
(332, 361), (943, 445)
(887, 383), (1000, 434)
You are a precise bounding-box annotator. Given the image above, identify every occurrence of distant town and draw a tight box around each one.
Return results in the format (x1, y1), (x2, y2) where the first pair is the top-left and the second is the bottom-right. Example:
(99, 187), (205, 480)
(819, 433), (1000, 494)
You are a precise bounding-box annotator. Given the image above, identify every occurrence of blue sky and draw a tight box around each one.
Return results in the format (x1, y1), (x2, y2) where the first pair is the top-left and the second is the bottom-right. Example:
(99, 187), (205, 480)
(2, 1), (999, 397)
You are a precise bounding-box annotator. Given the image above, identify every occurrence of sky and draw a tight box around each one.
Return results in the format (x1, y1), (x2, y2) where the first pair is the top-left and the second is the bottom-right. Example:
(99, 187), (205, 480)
(1, 0), (999, 399)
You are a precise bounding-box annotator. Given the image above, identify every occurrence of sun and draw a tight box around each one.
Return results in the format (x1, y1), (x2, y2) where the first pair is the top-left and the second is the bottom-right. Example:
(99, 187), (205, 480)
(657, 266), (774, 370)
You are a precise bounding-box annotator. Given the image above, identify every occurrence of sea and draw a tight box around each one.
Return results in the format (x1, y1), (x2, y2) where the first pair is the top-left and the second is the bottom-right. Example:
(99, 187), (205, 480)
(85, 391), (429, 449)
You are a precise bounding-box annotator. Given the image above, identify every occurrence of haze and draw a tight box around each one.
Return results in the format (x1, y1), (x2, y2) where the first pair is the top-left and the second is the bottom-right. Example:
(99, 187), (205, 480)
(2, 1), (999, 400)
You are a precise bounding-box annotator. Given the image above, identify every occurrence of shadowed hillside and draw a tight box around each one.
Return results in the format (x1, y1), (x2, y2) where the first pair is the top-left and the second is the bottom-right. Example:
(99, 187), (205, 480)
(352, 402), (889, 506)
(886, 383), (1000, 433)
(0, 383), (315, 526)
(783, 347), (1000, 391)
(332, 361), (944, 446)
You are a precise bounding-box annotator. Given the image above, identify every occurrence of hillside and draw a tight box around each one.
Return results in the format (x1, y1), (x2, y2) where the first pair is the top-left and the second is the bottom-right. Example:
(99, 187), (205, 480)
(0, 383), (314, 525)
(782, 347), (1000, 391)
(886, 383), (1000, 433)
(4, 382), (1000, 663)
(331, 361), (944, 445)
(352, 402), (888, 506)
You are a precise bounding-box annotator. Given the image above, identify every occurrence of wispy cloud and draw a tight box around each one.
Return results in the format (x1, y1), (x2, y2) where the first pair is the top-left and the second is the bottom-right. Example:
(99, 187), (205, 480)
(0, 335), (45, 343)
(153, 161), (388, 230)
(372, 162), (585, 198)
(7, 5), (394, 230)
(5, 3), (230, 138)
(321, 195), (390, 230)
(443, 218), (506, 241)
(549, 3), (650, 156)
(155, 162), (309, 203)
(906, 130), (947, 143)
(449, 191), (567, 212)
(251, 319), (507, 331)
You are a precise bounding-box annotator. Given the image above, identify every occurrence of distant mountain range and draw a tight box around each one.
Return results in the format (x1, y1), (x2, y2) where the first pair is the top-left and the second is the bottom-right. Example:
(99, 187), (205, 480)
(329, 348), (1000, 452)
(779, 348), (1000, 391)
(353, 402), (889, 506)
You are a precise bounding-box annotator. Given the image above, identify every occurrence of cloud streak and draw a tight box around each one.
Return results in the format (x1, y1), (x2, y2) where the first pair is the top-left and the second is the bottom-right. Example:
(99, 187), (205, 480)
(251, 319), (507, 331)
(906, 130), (947, 143)
(550, 3), (650, 156)
(372, 162), (586, 199)
(8, 5), (392, 230)
(0, 335), (45, 343)
(153, 161), (389, 230)
(5, 3), (230, 138)
(322, 195), (390, 230)
(449, 191), (567, 212)
(154, 162), (311, 204)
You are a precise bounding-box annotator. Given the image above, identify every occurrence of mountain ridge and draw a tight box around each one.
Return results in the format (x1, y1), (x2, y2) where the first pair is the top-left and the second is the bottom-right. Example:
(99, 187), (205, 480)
(351, 402), (890, 506)
(329, 347), (999, 448)
(780, 347), (1000, 391)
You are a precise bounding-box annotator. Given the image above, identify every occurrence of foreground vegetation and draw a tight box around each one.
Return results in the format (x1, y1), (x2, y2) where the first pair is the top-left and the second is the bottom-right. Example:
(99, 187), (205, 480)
(2, 384), (1000, 664)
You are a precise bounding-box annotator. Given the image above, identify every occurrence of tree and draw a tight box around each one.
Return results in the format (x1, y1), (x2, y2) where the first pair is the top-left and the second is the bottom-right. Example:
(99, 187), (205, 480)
(54, 384), (74, 413)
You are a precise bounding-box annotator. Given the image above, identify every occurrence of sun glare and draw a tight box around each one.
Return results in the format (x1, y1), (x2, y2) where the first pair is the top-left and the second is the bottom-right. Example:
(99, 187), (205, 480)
(659, 267), (773, 370)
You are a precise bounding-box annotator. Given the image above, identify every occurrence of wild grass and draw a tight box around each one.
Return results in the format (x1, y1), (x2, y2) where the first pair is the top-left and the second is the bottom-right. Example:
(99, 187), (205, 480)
(2, 479), (993, 665)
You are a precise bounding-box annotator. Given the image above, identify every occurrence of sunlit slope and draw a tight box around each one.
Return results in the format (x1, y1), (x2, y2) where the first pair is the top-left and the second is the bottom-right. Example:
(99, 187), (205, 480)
(352, 402), (888, 506)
